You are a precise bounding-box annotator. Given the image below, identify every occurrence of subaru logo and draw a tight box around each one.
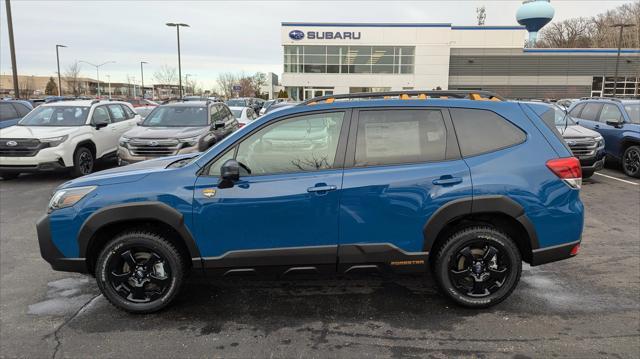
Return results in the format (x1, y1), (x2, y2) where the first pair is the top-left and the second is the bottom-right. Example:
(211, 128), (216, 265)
(289, 30), (304, 40)
(567, 140), (577, 146)
(149, 140), (159, 146)
(5, 141), (17, 147)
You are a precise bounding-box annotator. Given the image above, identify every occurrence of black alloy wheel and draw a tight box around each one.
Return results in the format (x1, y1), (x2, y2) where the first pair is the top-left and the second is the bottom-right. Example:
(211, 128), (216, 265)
(71, 147), (94, 177)
(622, 145), (640, 178)
(107, 248), (172, 303)
(448, 242), (509, 298)
(434, 226), (522, 308)
(95, 231), (186, 313)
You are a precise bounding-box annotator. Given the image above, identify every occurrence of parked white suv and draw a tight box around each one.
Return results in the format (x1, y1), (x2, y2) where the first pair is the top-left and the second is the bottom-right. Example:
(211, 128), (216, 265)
(0, 100), (140, 179)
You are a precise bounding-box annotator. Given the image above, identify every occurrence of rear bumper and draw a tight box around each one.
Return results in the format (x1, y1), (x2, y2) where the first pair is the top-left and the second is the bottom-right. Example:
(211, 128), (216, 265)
(530, 239), (580, 266)
(36, 215), (88, 273)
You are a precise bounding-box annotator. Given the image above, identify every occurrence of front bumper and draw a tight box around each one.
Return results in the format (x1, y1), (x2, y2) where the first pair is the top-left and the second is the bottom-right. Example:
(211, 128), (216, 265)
(0, 160), (67, 173)
(530, 239), (580, 266)
(117, 145), (199, 165)
(36, 215), (88, 273)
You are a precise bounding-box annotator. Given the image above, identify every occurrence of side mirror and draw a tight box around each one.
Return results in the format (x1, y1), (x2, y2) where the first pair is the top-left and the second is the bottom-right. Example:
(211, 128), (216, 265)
(218, 159), (240, 189)
(606, 120), (623, 128)
(94, 118), (109, 129)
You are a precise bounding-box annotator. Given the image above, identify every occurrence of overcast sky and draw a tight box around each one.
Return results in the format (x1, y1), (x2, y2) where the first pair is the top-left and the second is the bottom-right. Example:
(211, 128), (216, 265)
(0, 0), (634, 90)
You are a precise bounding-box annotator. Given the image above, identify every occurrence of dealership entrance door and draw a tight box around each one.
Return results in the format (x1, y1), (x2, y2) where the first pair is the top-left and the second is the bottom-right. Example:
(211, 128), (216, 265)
(304, 87), (334, 100)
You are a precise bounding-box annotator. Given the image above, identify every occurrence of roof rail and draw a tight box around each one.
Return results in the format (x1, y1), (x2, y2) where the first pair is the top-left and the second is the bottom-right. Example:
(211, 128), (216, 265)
(579, 96), (622, 102)
(90, 99), (101, 105)
(299, 90), (503, 106)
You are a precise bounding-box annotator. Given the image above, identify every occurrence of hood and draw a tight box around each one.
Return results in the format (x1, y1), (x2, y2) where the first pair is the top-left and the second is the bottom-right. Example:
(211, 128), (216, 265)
(0, 125), (81, 139)
(123, 125), (208, 139)
(58, 153), (200, 189)
(557, 124), (601, 138)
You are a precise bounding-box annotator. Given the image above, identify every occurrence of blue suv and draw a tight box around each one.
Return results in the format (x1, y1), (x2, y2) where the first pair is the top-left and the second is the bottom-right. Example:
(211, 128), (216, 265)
(36, 91), (584, 313)
(568, 98), (640, 177)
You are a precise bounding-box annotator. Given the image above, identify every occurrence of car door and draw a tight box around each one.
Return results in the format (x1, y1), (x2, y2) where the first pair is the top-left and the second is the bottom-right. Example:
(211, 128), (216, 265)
(107, 104), (136, 139)
(573, 102), (603, 132)
(597, 103), (625, 158)
(90, 105), (120, 156)
(192, 110), (350, 273)
(337, 108), (471, 272)
(0, 103), (20, 129)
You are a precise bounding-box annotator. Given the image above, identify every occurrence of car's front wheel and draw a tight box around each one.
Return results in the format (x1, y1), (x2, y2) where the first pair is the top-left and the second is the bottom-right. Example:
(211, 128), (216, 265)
(434, 226), (522, 308)
(71, 147), (94, 177)
(622, 145), (640, 178)
(95, 230), (186, 314)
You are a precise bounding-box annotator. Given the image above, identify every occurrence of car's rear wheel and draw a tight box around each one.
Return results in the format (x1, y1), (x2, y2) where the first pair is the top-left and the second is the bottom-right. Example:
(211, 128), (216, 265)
(622, 145), (640, 178)
(434, 226), (521, 308)
(95, 230), (186, 314)
(71, 147), (94, 177)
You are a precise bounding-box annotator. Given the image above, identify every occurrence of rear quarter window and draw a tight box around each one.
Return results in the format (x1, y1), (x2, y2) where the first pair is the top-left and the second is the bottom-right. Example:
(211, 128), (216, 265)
(450, 108), (526, 157)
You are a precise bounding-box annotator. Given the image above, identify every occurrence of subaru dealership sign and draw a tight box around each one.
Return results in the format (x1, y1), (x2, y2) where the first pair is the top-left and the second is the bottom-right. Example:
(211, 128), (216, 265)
(289, 29), (361, 41)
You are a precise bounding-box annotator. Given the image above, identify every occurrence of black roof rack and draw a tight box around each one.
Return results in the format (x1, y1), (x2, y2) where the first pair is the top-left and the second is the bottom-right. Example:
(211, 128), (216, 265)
(299, 90), (504, 106)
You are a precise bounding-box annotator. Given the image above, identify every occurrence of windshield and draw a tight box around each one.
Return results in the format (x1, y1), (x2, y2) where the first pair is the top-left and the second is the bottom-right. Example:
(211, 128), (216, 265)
(624, 104), (639, 124)
(226, 99), (246, 107)
(18, 106), (89, 126)
(142, 106), (208, 127)
(230, 109), (243, 118)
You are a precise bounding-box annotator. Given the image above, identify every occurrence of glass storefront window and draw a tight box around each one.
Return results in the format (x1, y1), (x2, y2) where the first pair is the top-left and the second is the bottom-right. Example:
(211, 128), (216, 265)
(284, 45), (415, 75)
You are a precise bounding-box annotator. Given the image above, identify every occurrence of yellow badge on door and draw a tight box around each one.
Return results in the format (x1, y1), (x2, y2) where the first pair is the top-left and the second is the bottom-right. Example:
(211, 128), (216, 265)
(202, 189), (217, 198)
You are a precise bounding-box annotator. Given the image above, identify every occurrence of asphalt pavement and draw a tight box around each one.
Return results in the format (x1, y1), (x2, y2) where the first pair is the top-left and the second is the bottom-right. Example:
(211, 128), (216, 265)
(1, 167), (638, 358)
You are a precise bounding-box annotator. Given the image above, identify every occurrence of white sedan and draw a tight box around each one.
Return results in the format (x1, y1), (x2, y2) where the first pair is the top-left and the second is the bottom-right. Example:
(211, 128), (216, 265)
(229, 106), (258, 127)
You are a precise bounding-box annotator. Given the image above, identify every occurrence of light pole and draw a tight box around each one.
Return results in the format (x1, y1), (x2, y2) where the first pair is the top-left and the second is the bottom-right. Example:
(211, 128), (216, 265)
(55, 44), (67, 96)
(185, 74), (191, 96)
(79, 60), (115, 98)
(166, 22), (189, 99)
(610, 23), (636, 97)
(140, 61), (148, 99)
(5, 0), (19, 98)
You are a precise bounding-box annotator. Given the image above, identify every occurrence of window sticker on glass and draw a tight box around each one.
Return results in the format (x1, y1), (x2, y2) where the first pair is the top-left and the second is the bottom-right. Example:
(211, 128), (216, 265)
(364, 121), (421, 158)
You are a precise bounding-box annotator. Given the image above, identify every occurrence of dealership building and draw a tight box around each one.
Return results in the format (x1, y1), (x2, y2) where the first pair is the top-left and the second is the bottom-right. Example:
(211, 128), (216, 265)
(280, 22), (640, 100)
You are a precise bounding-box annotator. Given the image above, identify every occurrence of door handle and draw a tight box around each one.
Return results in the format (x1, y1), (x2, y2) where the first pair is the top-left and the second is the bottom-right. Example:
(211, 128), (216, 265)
(432, 177), (463, 186)
(594, 124), (600, 129)
(307, 185), (337, 193)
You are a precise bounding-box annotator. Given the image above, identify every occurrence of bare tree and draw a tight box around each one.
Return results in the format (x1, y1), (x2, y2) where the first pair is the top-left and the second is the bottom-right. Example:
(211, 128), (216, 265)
(216, 72), (239, 98)
(18, 76), (35, 98)
(537, 1), (640, 49)
(64, 61), (83, 97)
(153, 65), (177, 85)
(476, 6), (486, 26)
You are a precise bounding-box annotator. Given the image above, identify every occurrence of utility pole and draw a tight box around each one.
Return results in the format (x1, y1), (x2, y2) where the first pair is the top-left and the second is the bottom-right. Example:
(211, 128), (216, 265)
(79, 60), (115, 97)
(166, 23), (190, 99)
(55, 45), (67, 96)
(5, 0), (20, 98)
(610, 23), (636, 97)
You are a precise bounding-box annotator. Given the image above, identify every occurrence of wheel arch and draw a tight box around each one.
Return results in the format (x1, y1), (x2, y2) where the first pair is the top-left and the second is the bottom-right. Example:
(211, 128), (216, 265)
(423, 195), (538, 264)
(620, 136), (640, 157)
(75, 139), (97, 158)
(78, 201), (201, 274)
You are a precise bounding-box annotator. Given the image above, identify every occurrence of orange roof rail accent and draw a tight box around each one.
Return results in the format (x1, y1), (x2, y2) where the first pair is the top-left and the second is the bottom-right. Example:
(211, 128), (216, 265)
(307, 101), (318, 106)
(418, 94), (427, 99)
(469, 93), (483, 101)
(490, 97), (501, 101)
(440, 96), (449, 99)
(325, 98), (335, 104)
(400, 94), (410, 100)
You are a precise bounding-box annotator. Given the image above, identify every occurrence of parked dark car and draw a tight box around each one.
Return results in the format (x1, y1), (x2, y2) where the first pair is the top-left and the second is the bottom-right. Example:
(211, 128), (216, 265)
(568, 98), (640, 177)
(0, 100), (33, 129)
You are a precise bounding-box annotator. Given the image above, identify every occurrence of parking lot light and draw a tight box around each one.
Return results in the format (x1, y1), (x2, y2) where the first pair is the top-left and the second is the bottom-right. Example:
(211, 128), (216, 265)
(55, 44), (67, 96)
(79, 60), (116, 98)
(140, 61), (148, 99)
(166, 22), (190, 99)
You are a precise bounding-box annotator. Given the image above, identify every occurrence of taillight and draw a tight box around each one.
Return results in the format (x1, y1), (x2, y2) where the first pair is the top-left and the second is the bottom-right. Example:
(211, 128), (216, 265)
(546, 157), (582, 189)
(237, 123), (245, 128)
(570, 243), (580, 256)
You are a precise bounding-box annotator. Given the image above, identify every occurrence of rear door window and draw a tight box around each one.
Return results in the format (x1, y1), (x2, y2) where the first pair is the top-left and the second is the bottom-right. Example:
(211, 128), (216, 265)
(107, 104), (127, 122)
(450, 108), (526, 157)
(579, 103), (603, 121)
(569, 103), (585, 117)
(13, 103), (31, 117)
(354, 109), (447, 167)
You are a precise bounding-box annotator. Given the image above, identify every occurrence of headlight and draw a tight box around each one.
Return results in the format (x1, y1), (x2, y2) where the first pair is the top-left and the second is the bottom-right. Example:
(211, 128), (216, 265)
(40, 135), (68, 147)
(119, 136), (130, 147)
(178, 136), (200, 147)
(594, 136), (604, 148)
(47, 186), (96, 213)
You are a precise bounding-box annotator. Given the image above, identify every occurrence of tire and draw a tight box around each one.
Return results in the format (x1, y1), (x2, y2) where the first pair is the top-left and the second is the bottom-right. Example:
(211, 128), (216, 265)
(582, 170), (594, 179)
(95, 230), (186, 314)
(622, 145), (640, 178)
(70, 146), (94, 177)
(0, 172), (20, 180)
(433, 226), (522, 308)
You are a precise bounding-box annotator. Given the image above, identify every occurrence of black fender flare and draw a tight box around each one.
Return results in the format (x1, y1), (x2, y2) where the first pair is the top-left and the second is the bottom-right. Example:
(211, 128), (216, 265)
(422, 195), (539, 252)
(77, 201), (201, 259)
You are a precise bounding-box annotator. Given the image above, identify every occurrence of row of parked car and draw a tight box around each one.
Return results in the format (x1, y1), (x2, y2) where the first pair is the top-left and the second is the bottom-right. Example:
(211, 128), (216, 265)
(0, 96), (298, 179)
(0, 95), (637, 180)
